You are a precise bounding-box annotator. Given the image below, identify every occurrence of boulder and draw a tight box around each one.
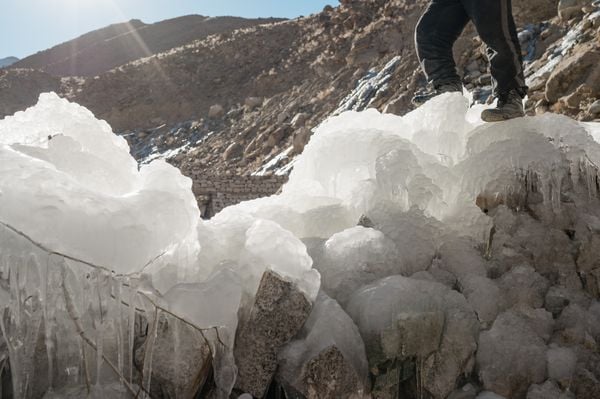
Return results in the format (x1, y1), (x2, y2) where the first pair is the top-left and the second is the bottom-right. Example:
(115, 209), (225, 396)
(292, 127), (313, 154)
(244, 97), (263, 110)
(208, 104), (225, 119)
(545, 43), (600, 103)
(477, 310), (547, 398)
(234, 270), (312, 398)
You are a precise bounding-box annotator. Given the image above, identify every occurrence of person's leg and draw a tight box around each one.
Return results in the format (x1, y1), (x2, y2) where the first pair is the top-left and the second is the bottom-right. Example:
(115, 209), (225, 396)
(415, 0), (470, 88)
(462, 0), (527, 97)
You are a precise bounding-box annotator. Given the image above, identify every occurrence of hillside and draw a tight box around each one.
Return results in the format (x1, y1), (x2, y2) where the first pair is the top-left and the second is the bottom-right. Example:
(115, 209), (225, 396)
(0, 56), (19, 68)
(11, 15), (283, 77)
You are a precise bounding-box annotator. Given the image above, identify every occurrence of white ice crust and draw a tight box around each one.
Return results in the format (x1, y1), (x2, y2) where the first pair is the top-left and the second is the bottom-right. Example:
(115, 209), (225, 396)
(2, 92), (600, 397)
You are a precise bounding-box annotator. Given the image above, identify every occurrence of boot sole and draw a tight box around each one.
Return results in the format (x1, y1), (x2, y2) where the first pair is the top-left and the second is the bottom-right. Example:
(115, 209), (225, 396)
(481, 112), (525, 123)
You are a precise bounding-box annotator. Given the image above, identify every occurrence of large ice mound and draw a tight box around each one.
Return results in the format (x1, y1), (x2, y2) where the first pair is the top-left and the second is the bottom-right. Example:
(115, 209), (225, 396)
(2, 92), (600, 398)
(0, 93), (200, 275)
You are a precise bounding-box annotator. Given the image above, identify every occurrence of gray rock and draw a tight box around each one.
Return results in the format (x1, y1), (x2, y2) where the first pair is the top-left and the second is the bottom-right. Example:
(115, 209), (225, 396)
(244, 97), (263, 110)
(135, 312), (212, 399)
(208, 104), (225, 119)
(477, 311), (547, 398)
(234, 270), (312, 398)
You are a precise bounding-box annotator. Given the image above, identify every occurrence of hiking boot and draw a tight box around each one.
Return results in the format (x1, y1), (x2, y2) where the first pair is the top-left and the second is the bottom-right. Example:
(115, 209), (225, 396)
(481, 90), (525, 122)
(412, 81), (463, 106)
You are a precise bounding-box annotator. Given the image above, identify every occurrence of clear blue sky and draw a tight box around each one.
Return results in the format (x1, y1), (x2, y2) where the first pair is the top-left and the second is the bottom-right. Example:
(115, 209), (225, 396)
(1, 0), (337, 59)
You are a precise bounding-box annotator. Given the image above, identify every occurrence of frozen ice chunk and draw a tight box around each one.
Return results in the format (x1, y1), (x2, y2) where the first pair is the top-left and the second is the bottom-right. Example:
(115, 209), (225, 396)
(242, 219), (320, 300)
(316, 226), (402, 305)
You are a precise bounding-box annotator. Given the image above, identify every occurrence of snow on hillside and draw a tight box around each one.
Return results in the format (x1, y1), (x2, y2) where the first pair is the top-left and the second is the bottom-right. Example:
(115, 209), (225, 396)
(1, 93), (600, 398)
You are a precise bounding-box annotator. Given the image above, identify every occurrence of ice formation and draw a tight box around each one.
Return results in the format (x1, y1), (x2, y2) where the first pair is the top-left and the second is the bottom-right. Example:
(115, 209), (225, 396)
(2, 91), (600, 398)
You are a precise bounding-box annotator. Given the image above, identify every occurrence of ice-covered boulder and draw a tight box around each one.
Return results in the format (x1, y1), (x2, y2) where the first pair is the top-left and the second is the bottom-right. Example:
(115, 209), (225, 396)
(459, 275), (507, 327)
(499, 265), (550, 309)
(277, 292), (369, 398)
(477, 310), (548, 398)
(546, 345), (578, 387)
(527, 380), (574, 399)
(315, 226), (402, 306)
(346, 275), (479, 399)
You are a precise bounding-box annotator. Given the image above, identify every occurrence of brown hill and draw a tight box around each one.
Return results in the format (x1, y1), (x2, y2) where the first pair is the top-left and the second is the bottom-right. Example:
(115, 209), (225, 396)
(11, 15), (283, 77)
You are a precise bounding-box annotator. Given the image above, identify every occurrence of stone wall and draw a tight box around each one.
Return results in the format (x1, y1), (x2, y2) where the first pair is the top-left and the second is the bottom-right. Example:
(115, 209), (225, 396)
(190, 174), (288, 218)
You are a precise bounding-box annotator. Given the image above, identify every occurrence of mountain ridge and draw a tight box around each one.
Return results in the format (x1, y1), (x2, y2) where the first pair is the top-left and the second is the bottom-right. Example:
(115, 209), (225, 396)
(11, 15), (284, 77)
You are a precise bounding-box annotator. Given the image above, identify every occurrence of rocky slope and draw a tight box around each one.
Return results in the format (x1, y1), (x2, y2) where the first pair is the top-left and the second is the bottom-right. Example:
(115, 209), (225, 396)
(10, 15), (282, 77)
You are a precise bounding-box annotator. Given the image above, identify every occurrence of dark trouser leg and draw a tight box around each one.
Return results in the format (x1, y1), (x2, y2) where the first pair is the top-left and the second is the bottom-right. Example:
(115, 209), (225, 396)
(415, 0), (470, 87)
(462, 0), (527, 97)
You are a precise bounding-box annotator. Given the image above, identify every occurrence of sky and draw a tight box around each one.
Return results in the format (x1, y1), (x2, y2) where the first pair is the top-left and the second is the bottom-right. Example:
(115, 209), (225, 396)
(1, 0), (337, 59)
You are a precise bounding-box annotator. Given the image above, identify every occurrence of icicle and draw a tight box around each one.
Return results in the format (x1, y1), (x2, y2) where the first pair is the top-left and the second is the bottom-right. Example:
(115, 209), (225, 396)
(127, 277), (137, 384)
(142, 308), (160, 399)
(95, 271), (105, 386)
(114, 275), (124, 385)
(41, 255), (55, 392)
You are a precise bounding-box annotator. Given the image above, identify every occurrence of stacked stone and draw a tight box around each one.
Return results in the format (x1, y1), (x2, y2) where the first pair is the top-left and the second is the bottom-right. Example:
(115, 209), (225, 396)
(191, 174), (288, 217)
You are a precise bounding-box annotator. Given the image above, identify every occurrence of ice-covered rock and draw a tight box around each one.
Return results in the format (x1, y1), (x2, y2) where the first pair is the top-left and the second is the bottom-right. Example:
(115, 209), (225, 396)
(546, 345), (578, 387)
(277, 292), (369, 398)
(499, 266), (550, 309)
(459, 275), (506, 327)
(316, 226), (402, 306)
(346, 275), (478, 399)
(527, 380), (574, 399)
(477, 310), (548, 398)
